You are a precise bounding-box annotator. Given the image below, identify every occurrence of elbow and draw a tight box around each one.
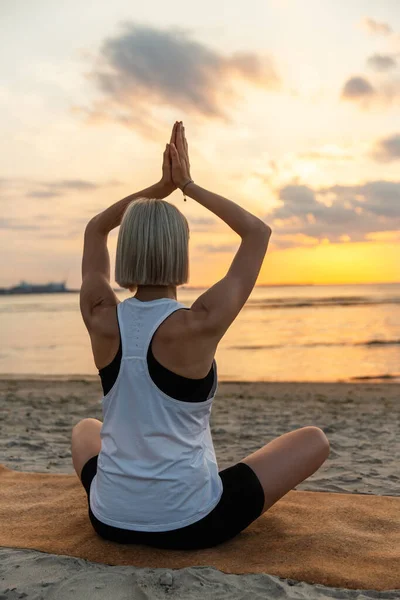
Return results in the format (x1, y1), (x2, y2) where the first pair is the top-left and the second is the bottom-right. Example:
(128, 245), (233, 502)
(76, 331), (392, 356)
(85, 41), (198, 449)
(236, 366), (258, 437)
(259, 222), (272, 235)
(85, 217), (96, 233)
(245, 220), (271, 238)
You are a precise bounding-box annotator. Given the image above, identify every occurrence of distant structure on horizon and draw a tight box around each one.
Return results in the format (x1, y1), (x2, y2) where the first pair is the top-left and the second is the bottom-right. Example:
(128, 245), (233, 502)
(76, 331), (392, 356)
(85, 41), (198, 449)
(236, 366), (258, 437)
(0, 280), (73, 295)
(0, 281), (319, 295)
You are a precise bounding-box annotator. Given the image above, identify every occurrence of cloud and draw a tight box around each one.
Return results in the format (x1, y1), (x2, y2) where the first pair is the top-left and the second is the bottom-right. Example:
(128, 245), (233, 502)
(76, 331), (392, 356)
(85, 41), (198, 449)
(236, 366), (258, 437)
(340, 75), (400, 107)
(297, 147), (354, 162)
(187, 216), (219, 232)
(0, 211), (96, 240)
(341, 76), (375, 99)
(75, 22), (280, 133)
(266, 232), (320, 250)
(264, 180), (400, 248)
(26, 179), (100, 199)
(367, 53), (398, 72)
(0, 218), (41, 231)
(369, 133), (400, 162)
(51, 180), (100, 190)
(360, 17), (393, 36)
(343, 19), (400, 107)
(27, 190), (63, 199)
(197, 243), (239, 254)
(0, 177), (122, 200)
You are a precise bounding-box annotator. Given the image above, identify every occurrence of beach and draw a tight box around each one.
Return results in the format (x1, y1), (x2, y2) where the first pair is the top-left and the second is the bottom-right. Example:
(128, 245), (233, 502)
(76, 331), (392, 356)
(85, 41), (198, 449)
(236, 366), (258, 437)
(0, 376), (399, 599)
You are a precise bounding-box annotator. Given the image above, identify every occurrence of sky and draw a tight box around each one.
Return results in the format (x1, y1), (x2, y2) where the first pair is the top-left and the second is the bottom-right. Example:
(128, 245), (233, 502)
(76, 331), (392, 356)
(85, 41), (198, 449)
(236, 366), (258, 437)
(1, 0), (400, 288)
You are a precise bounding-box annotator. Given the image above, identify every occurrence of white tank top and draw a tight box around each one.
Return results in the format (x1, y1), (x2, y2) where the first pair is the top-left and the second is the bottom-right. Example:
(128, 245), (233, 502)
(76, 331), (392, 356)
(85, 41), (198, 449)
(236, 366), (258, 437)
(89, 296), (223, 532)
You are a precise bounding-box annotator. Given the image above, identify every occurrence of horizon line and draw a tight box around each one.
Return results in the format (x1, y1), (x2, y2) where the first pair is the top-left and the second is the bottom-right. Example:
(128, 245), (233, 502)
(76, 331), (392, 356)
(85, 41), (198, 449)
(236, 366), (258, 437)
(1, 281), (399, 291)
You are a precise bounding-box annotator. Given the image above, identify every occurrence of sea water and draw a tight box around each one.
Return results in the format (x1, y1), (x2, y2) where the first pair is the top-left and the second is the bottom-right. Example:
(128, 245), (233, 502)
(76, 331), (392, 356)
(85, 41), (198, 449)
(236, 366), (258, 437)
(1, 283), (399, 382)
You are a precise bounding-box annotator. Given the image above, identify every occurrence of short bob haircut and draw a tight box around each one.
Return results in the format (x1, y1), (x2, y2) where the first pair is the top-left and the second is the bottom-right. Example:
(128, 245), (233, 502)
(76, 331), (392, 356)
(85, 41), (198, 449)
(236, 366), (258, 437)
(115, 197), (190, 290)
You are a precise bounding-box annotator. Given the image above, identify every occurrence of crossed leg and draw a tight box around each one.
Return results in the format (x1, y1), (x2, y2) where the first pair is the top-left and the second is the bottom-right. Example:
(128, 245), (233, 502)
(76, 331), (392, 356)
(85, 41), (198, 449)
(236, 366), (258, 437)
(71, 418), (102, 480)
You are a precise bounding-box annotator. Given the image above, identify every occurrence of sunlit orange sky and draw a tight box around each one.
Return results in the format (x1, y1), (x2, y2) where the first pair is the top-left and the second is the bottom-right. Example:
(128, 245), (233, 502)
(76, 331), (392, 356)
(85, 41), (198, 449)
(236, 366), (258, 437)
(1, 0), (400, 288)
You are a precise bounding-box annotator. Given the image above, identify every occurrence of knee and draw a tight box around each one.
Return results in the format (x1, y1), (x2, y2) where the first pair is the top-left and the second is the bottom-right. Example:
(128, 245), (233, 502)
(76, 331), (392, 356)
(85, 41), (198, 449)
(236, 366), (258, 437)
(304, 426), (330, 456)
(71, 418), (101, 436)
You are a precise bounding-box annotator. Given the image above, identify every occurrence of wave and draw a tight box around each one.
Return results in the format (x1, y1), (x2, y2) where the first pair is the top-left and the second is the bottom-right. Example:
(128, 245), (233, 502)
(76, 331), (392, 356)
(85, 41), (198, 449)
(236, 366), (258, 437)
(363, 339), (400, 346)
(245, 296), (400, 309)
(349, 373), (400, 381)
(1, 294), (399, 314)
(230, 339), (400, 350)
(0, 304), (76, 313)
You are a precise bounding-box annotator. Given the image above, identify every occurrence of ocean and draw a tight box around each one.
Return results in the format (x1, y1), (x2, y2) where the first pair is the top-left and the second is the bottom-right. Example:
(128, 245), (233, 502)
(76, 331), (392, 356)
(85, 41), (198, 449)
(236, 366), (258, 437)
(1, 283), (399, 382)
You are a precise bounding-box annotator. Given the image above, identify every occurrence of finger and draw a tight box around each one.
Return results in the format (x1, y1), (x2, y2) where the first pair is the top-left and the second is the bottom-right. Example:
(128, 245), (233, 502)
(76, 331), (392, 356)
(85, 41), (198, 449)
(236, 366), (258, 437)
(170, 122), (177, 145)
(170, 143), (180, 163)
(176, 123), (185, 154)
(162, 143), (168, 164)
(183, 156), (190, 174)
(181, 124), (189, 158)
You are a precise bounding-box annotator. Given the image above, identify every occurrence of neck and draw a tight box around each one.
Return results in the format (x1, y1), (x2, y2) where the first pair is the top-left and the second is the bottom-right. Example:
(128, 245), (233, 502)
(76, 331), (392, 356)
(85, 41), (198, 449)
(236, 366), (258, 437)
(130, 285), (177, 301)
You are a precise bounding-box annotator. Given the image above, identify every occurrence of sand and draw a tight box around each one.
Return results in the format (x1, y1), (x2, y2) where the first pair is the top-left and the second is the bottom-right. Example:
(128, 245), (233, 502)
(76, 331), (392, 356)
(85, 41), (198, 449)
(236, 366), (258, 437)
(0, 376), (399, 599)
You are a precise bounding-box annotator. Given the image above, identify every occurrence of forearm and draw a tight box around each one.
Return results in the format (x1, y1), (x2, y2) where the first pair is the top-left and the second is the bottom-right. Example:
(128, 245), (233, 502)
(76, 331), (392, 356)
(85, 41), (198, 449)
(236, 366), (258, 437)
(183, 182), (269, 237)
(89, 182), (166, 234)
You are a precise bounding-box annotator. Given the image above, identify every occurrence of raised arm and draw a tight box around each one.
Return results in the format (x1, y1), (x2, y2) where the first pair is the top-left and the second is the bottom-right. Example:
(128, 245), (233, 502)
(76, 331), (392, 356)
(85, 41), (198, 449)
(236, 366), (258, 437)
(170, 122), (271, 341)
(182, 181), (269, 237)
(170, 122), (270, 236)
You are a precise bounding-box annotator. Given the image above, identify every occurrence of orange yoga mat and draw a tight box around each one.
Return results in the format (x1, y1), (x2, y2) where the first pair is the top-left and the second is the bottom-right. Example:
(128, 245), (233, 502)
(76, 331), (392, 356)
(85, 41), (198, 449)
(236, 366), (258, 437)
(0, 464), (399, 591)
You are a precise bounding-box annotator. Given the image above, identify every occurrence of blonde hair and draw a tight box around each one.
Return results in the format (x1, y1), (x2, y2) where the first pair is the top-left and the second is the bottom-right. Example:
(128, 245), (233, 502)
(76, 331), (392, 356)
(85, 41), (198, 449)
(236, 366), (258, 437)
(115, 197), (190, 289)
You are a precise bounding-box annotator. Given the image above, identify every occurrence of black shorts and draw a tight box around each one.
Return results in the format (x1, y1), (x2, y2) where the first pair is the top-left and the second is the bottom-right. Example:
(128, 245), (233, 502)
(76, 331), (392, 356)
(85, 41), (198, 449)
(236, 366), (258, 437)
(80, 455), (265, 550)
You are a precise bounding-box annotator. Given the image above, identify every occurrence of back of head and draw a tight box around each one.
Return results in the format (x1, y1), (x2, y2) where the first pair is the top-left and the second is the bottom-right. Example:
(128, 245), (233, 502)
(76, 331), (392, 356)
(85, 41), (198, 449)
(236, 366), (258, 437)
(115, 197), (190, 290)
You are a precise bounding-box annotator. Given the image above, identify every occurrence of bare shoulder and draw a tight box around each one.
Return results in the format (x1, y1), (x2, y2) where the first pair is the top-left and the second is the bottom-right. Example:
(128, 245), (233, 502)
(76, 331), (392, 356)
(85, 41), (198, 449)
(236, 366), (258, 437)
(167, 306), (217, 343)
(158, 306), (218, 379)
(89, 303), (218, 377)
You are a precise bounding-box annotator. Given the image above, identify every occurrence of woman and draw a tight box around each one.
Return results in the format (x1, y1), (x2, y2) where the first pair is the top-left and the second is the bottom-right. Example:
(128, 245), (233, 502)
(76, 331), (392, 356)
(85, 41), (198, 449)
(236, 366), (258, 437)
(72, 121), (330, 550)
